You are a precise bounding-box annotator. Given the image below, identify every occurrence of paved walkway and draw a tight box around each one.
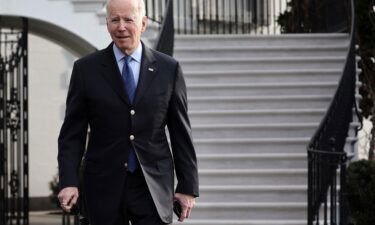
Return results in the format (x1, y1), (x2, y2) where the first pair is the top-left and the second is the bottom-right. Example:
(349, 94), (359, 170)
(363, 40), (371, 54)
(30, 211), (71, 225)
(30, 211), (179, 225)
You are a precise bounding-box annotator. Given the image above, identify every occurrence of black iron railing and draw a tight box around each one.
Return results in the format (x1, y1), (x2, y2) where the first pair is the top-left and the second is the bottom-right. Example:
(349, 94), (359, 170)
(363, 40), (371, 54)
(146, 0), (351, 35)
(0, 17), (29, 225)
(173, 0), (287, 34)
(154, 0), (174, 56)
(145, 0), (167, 24)
(146, 0), (288, 35)
(307, 0), (355, 224)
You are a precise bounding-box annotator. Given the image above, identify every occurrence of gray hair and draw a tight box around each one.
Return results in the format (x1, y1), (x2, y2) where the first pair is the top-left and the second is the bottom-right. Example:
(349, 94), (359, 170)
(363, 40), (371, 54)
(106, 0), (146, 21)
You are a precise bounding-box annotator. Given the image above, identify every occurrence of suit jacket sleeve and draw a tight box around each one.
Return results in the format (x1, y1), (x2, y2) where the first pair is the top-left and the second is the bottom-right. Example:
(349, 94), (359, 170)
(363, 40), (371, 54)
(58, 61), (88, 189)
(167, 62), (199, 197)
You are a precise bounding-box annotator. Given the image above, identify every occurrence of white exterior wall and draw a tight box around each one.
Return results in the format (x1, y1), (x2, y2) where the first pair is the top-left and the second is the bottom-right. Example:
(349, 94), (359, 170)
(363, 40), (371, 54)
(0, 0), (110, 50)
(28, 33), (76, 197)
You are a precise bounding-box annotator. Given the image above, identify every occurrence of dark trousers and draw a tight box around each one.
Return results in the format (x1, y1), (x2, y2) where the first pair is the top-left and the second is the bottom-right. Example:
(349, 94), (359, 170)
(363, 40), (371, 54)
(122, 169), (168, 225)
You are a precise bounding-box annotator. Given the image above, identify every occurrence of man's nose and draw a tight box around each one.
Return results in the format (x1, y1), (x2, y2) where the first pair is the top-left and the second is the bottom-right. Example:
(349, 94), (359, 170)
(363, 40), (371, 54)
(117, 21), (127, 31)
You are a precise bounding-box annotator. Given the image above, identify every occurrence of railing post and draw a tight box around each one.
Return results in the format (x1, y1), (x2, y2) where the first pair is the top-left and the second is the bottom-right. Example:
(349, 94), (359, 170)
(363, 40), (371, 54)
(339, 154), (348, 225)
(329, 138), (336, 225)
(308, 149), (314, 225)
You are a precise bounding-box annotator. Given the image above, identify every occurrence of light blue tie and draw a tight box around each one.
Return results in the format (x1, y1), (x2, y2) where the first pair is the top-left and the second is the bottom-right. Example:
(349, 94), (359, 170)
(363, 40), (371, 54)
(122, 55), (138, 172)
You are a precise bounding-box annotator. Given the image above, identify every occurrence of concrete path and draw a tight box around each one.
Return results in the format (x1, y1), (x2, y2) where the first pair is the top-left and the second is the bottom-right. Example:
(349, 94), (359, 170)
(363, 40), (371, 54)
(30, 211), (71, 225)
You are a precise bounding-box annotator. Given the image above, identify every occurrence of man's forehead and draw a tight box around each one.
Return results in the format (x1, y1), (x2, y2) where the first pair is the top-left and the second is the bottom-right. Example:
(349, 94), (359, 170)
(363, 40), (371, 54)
(107, 0), (139, 8)
(107, 0), (140, 14)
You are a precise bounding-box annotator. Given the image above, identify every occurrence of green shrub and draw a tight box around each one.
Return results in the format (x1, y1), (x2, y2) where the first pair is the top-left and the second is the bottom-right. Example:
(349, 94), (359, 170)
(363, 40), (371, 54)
(347, 160), (375, 225)
(49, 174), (60, 209)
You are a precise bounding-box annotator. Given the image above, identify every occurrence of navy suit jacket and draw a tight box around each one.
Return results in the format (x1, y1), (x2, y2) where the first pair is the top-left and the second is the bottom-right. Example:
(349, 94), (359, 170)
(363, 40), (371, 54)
(58, 42), (199, 224)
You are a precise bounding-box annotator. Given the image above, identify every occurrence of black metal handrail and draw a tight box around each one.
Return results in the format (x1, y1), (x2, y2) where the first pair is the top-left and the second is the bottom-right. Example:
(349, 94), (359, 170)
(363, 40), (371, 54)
(307, 0), (356, 224)
(145, 0), (175, 56)
(153, 0), (174, 56)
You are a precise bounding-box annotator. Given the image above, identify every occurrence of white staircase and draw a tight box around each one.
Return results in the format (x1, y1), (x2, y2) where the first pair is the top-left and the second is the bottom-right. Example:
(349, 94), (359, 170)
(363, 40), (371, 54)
(173, 34), (354, 225)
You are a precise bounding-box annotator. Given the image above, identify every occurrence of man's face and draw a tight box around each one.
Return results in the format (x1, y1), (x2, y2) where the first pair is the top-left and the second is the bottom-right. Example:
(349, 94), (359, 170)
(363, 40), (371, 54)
(106, 0), (147, 55)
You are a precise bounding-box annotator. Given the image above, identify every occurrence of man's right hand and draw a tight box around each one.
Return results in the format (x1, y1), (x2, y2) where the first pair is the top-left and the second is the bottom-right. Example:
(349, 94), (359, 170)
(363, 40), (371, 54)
(58, 187), (79, 213)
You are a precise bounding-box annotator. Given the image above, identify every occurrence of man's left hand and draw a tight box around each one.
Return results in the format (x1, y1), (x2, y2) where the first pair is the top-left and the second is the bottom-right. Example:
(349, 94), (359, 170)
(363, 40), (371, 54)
(174, 193), (195, 222)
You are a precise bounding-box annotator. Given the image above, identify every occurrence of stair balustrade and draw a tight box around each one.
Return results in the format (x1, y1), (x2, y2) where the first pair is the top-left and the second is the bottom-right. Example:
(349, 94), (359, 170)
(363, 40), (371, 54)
(168, 0), (288, 35)
(307, 0), (356, 224)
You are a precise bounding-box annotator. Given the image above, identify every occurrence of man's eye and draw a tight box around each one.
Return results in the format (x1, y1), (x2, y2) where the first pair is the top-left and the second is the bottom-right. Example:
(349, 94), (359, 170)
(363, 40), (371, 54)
(111, 18), (120, 23)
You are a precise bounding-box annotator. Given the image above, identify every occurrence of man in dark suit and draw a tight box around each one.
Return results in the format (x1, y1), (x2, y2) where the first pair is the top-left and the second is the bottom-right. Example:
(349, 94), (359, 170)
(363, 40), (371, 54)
(57, 0), (199, 224)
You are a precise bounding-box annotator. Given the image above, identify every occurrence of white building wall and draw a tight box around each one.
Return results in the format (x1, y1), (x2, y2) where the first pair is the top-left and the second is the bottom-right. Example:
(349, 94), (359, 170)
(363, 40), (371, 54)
(28, 33), (76, 197)
(0, 0), (110, 50)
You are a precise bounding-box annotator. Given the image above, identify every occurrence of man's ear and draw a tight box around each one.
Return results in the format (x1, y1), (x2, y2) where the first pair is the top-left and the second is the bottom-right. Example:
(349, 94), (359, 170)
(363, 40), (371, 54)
(141, 16), (148, 33)
(106, 18), (110, 32)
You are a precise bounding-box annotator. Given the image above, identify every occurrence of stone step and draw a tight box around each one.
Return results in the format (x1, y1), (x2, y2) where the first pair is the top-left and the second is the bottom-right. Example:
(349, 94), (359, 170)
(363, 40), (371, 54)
(190, 108), (359, 125)
(178, 219), (307, 225)
(193, 137), (357, 154)
(188, 95), (334, 110)
(30, 212), (64, 225)
(175, 34), (349, 47)
(29, 212), (308, 225)
(188, 202), (308, 220)
(187, 82), (339, 97)
(174, 45), (347, 59)
(192, 123), (358, 139)
(197, 153), (307, 170)
(198, 169), (307, 186)
(191, 123), (319, 139)
(192, 123), (319, 139)
(29, 211), (309, 225)
(198, 185), (306, 203)
(184, 69), (344, 84)
(180, 57), (346, 71)
(189, 109), (326, 125)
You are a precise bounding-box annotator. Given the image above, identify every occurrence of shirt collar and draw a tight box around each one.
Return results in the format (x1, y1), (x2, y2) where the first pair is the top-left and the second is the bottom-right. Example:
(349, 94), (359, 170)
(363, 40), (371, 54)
(113, 42), (142, 63)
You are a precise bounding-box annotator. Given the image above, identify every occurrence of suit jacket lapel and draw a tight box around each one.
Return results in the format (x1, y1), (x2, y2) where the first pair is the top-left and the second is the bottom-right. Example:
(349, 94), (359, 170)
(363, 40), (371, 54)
(100, 43), (131, 106)
(133, 43), (157, 105)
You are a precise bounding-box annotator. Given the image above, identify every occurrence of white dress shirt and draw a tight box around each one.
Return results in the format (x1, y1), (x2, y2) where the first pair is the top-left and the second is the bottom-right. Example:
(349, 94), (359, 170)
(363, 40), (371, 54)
(112, 43), (143, 86)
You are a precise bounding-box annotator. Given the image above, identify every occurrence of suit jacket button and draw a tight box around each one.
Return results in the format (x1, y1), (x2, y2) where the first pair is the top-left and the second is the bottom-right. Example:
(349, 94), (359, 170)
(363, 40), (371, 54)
(124, 163), (128, 169)
(130, 110), (135, 115)
(129, 135), (135, 141)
